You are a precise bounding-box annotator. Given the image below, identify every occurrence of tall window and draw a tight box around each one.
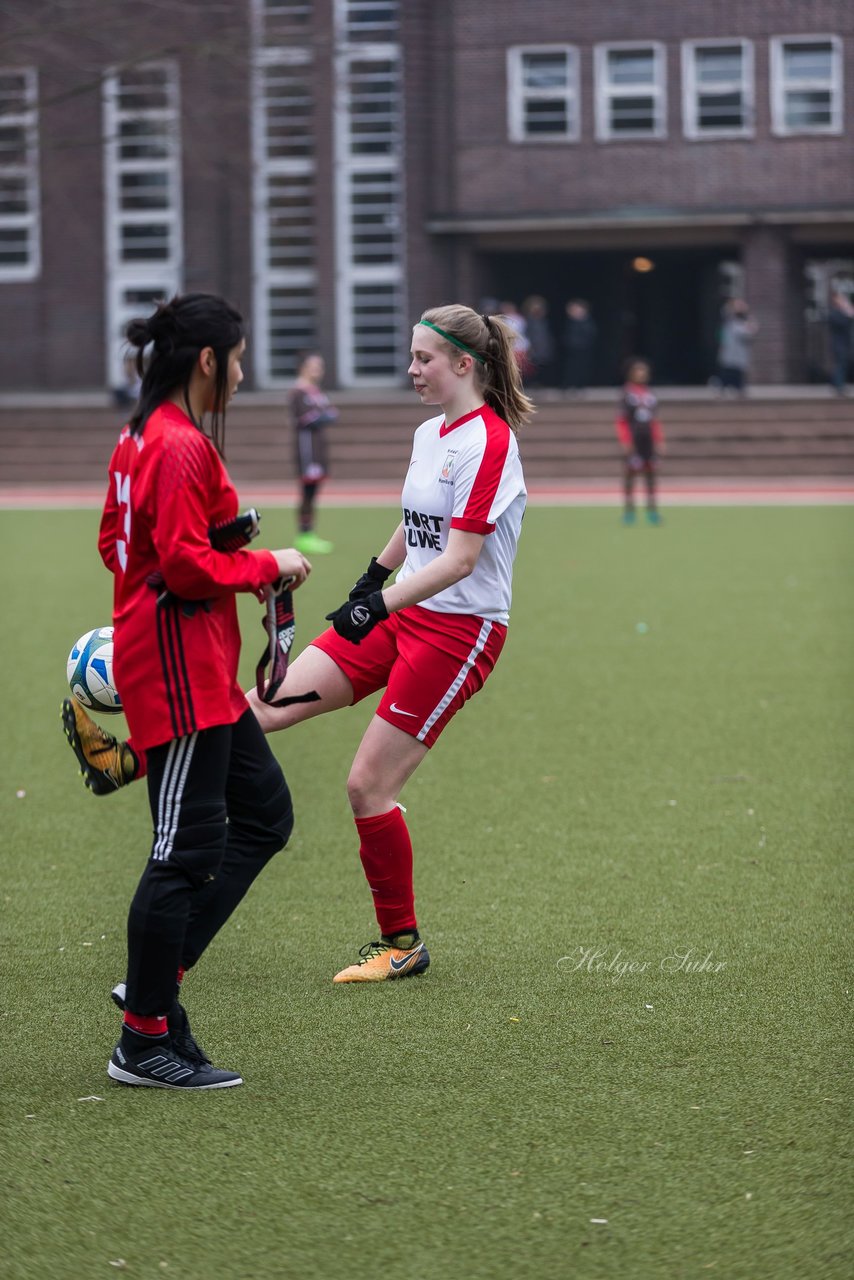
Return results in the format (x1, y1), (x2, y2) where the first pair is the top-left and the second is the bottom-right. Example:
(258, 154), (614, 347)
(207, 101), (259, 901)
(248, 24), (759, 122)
(103, 62), (182, 386)
(683, 40), (753, 138)
(257, 2), (312, 50)
(252, 42), (318, 383)
(0, 67), (40, 280)
(595, 43), (666, 141)
(771, 36), (843, 135)
(344, 2), (398, 42)
(334, 0), (406, 384)
(508, 46), (580, 142)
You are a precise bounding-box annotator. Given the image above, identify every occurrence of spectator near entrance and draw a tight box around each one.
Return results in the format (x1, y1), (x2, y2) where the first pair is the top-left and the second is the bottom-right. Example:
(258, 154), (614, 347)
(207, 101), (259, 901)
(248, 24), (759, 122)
(561, 299), (597, 393)
(716, 299), (758, 396)
(522, 295), (556, 387)
(498, 301), (533, 379)
(827, 290), (854, 396)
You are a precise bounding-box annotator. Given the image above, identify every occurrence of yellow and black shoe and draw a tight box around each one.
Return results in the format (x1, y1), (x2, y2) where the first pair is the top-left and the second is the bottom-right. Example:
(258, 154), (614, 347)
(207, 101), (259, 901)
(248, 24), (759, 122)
(332, 931), (430, 984)
(61, 698), (137, 795)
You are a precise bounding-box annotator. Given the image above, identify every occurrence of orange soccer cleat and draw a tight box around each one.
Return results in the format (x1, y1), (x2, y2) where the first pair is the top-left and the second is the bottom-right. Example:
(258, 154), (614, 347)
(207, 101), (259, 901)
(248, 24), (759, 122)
(332, 933), (430, 984)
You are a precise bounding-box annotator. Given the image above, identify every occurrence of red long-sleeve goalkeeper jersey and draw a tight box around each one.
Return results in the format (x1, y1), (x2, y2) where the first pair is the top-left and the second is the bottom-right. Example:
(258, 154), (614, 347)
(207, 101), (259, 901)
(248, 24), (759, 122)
(98, 403), (279, 751)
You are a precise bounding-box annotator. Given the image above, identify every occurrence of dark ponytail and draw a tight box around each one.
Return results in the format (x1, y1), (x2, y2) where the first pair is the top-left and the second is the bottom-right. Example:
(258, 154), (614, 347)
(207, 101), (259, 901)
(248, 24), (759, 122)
(126, 293), (244, 457)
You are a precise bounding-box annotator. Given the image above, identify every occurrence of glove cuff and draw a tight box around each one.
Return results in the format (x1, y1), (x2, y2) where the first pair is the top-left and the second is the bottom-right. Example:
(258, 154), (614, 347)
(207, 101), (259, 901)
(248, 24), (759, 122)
(367, 589), (389, 619)
(368, 557), (393, 584)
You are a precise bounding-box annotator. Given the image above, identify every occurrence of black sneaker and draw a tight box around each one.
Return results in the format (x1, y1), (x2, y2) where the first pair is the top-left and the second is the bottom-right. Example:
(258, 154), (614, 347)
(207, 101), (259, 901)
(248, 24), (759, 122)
(168, 1002), (212, 1066)
(111, 982), (211, 1067)
(107, 1038), (242, 1090)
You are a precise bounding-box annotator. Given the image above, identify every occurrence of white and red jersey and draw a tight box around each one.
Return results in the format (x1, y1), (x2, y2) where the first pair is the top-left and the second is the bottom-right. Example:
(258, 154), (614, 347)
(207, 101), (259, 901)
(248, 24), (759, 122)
(396, 404), (526, 623)
(98, 403), (279, 751)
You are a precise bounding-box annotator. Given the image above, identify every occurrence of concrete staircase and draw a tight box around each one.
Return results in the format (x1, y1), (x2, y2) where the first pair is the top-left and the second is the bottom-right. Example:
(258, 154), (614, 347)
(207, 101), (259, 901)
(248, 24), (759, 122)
(0, 394), (851, 485)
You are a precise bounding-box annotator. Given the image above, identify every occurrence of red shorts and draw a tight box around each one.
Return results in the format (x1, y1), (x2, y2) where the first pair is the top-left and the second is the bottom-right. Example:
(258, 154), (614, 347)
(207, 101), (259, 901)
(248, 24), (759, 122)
(310, 604), (507, 748)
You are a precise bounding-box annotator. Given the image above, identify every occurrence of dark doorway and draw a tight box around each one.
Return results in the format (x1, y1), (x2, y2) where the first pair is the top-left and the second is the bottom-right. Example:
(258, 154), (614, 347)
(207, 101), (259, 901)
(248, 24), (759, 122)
(479, 246), (736, 385)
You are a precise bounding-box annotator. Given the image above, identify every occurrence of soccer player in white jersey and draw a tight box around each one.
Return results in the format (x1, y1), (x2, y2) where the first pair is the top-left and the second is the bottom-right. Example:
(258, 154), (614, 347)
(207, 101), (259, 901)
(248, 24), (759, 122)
(248, 303), (534, 981)
(65, 303), (534, 984)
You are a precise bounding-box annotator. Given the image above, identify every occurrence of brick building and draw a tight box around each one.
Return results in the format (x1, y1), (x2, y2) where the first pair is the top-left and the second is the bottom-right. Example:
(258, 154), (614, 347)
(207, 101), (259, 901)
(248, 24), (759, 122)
(1, 0), (852, 390)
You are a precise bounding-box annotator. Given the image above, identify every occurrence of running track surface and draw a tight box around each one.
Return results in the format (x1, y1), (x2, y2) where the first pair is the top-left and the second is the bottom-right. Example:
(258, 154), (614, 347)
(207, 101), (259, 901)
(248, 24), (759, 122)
(1, 479), (852, 509)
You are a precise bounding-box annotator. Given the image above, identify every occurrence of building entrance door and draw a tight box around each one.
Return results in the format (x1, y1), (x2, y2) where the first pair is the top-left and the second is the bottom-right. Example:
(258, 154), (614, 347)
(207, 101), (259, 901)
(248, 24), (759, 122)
(480, 246), (737, 386)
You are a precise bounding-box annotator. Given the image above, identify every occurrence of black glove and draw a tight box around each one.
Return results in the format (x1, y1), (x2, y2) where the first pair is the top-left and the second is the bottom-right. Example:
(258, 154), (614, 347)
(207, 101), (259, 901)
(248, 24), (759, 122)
(348, 556), (393, 603)
(325, 590), (389, 645)
(149, 509), (262, 615)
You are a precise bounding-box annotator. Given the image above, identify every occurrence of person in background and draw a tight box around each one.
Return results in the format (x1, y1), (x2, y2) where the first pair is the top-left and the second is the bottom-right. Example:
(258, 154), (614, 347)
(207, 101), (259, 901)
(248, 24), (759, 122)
(616, 358), (665, 525)
(522, 295), (556, 387)
(561, 299), (597, 393)
(716, 299), (758, 396)
(112, 352), (142, 409)
(65, 293), (310, 1090)
(290, 351), (338, 555)
(498, 300), (533, 380)
(827, 290), (854, 396)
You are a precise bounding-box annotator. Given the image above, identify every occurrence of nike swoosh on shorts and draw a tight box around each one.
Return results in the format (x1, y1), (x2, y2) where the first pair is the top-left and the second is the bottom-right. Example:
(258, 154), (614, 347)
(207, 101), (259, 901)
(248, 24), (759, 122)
(389, 702), (418, 718)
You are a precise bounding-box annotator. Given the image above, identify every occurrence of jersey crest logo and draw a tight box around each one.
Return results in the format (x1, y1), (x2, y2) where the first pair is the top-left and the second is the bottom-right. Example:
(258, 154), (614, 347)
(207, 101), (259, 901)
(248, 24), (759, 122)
(440, 451), (456, 481)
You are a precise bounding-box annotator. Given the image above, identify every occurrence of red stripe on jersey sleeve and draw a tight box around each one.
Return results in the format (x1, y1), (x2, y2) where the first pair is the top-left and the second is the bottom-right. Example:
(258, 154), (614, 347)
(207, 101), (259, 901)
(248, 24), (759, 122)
(459, 410), (510, 531)
(451, 516), (495, 534)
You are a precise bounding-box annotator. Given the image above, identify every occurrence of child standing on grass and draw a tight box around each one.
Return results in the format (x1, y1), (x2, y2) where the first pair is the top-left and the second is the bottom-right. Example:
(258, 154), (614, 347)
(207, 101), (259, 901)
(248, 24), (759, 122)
(65, 294), (310, 1090)
(616, 358), (665, 525)
(290, 351), (338, 555)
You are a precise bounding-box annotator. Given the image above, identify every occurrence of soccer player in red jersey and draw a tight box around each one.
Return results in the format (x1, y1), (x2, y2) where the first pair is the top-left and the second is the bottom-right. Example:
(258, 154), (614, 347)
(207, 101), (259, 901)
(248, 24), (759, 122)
(72, 294), (310, 1089)
(64, 304), (532, 986)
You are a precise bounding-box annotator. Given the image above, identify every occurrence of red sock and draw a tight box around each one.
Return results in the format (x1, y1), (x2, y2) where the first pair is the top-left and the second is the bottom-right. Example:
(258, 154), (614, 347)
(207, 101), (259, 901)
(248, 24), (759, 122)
(123, 1011), (168, 1037)
(176, 966), (186, 986)
(354, 807), (416, 937)
(128, 739), (147, 779)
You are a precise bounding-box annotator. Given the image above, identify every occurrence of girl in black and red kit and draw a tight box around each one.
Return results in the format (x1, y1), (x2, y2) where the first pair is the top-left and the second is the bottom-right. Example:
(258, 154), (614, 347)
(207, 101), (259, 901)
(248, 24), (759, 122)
(615, 358), (666, 525)
(74, 294), (310, 1090)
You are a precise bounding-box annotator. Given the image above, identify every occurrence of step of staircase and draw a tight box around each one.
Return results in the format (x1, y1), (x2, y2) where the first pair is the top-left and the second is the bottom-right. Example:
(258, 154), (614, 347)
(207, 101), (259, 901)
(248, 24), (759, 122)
(1, 396), (851, 483)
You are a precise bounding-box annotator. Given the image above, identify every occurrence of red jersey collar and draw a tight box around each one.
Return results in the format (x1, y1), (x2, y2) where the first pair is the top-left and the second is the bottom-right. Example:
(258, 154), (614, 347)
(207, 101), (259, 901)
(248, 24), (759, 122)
(439, 404), (487, 437)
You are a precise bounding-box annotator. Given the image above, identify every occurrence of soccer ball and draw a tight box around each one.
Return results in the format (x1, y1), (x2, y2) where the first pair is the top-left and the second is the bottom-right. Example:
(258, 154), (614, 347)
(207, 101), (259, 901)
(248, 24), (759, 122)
(67, 627), (122, 714)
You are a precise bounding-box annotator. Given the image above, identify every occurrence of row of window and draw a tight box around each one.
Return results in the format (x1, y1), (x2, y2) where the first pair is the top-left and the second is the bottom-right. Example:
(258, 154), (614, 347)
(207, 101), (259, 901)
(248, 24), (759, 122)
(250, 0), (406, 383)
(102, 63), (183, 386)
(0, 68), (39, 278)
(509, 37), (845, 142)
(259, 0), (399, 44)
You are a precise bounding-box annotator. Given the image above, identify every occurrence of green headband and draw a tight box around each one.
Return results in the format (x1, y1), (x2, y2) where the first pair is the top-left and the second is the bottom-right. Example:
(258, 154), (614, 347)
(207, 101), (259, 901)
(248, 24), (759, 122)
(417, 319), (486, 364)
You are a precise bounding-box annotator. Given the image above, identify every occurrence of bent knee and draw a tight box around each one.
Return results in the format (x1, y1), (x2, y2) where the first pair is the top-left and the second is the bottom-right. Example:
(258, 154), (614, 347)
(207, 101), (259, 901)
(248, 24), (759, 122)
(257, 783), (294, 853)
(230, 774), (294, 856)
(346, 765), (390, 817)
(271, 795), (295, 850)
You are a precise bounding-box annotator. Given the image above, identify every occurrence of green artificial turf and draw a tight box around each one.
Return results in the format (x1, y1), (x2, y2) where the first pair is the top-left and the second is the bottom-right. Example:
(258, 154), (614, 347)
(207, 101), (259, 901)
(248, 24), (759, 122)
(0, 504), (851, 1280)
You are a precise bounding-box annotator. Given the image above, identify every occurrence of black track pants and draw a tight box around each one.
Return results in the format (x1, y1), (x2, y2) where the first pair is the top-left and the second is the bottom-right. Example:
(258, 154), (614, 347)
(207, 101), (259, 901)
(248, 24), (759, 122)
(125, 708), (293, 1016)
